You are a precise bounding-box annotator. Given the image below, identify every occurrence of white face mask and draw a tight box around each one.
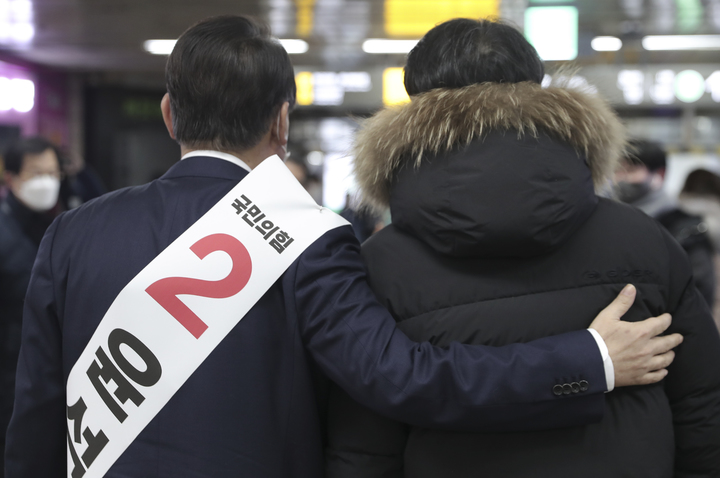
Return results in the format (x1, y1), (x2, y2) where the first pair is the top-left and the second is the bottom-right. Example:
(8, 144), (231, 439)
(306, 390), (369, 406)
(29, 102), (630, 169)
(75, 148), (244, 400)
(17, 175), (61, 212)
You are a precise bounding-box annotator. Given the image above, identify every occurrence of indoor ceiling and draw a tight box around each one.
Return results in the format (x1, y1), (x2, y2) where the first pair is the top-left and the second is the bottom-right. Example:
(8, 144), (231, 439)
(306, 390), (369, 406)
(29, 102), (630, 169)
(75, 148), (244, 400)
(0, 0), (719, 77)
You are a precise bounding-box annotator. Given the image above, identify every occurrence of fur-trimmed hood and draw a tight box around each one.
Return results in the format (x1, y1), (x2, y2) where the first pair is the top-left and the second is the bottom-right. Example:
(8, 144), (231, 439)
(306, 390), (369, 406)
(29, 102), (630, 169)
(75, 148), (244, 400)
(354, 82), (626, 258)
(354, 82), (625, 211)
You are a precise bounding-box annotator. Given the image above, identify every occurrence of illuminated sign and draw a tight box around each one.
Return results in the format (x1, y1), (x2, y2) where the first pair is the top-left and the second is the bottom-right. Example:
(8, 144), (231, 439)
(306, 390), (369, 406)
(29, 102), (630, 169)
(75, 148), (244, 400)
(0, 77), (34, 112)
(650, 70), (675, 105)
(383, 67), (409, 106)
(0, 0), (34, 45)
(384, 0), (498, 37)
(543, 74), (598, 95)
(674, 69), (706, 103)
(707, 71), (720, 102)
(524, 6), (578, 61)
(617, 70), (645, 105)
(617, 68), (720, 105)
(294, 71), (372, 106)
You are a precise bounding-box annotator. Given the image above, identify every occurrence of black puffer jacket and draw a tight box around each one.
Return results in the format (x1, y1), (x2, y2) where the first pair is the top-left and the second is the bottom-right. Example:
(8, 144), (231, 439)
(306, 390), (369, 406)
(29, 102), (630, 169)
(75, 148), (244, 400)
(325, 83), (720, 478)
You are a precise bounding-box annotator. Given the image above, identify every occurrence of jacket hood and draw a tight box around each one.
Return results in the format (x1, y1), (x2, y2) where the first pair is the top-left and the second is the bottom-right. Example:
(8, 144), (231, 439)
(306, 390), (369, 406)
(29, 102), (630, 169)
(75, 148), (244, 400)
(353, 82), (626, 258)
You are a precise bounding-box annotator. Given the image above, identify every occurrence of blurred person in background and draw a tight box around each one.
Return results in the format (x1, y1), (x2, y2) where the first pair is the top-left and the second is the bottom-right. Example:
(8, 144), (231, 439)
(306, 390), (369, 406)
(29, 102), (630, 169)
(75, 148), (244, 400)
(326, 18), (720, 478)
(679, 168), (720, 325)
(615, 140), (716, 308)
(0, 136), (62, 476)
(58, 151), (107, 210)
(340, 192), (384, 243)
(5, 14), (681, 478)
(285, 155), (322, 203)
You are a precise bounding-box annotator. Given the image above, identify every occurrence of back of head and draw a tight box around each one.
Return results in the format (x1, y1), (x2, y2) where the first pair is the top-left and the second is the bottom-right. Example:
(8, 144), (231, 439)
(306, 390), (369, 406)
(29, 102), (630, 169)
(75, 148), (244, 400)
(165, 15), (296, 152)
(404, 18), (545, 96)
(682, 169), (720, 198)
(624, 139), (666, 172)
(3, 136), (58, 174)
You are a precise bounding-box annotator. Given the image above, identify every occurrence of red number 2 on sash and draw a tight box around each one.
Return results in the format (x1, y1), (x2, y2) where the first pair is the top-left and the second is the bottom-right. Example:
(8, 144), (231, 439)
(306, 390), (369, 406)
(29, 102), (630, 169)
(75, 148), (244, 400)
(145, 233), (252, 339)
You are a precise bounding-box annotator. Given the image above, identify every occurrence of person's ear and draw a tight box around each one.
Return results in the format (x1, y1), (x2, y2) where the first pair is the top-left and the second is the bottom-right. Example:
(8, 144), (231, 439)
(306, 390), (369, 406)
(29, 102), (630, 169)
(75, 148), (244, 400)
(161, 93), (176, 140)
(271, 102), (290, 160)
(275, 102), (290, 146)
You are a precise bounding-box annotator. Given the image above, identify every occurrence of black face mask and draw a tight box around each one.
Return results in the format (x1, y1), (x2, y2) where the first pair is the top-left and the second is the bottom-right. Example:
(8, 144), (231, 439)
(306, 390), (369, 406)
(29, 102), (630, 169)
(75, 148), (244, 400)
(614, 180), (653, 204)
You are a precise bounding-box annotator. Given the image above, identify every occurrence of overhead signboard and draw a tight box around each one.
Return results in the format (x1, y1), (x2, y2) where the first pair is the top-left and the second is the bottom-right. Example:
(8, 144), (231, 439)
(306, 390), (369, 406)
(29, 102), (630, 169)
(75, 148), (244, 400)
(293, 65), (720, 111)
(575, 65), (720, 107)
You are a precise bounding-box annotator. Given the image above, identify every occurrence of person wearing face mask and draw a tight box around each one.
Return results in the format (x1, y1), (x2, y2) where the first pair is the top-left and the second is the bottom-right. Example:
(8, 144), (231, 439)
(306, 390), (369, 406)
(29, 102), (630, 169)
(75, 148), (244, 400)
(615, 139), (716, 308)
(0, 135), (61, 476)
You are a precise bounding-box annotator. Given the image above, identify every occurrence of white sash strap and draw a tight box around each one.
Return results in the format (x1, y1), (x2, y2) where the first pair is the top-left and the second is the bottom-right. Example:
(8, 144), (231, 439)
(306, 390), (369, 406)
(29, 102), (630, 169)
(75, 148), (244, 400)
(65, 156), (349, 478)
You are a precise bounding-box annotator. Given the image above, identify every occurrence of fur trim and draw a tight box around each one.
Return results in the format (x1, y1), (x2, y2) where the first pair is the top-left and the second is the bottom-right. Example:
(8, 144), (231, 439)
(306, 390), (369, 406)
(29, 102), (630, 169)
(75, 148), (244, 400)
(353, 82), (626, 210)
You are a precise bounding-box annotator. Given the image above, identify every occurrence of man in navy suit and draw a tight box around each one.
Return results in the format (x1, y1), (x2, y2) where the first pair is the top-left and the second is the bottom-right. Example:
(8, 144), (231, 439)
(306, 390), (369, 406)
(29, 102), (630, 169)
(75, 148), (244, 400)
(5, 15), (681, 478)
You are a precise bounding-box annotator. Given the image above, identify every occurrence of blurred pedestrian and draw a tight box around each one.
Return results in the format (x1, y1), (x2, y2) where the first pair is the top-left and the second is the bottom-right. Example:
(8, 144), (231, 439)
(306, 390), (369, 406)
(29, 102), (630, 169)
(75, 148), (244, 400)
(340, 192), (384, 243)
(679, 168), (720, 325)
(326, 18), (720, 478)
(0, 136), (62, 476)
(58, 152), (107, 210)
(615, 140), (716, 308)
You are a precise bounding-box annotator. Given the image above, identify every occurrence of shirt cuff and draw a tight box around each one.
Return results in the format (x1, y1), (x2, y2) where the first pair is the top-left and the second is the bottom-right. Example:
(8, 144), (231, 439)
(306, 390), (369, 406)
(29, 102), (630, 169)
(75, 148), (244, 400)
(587, 328), (615, 392)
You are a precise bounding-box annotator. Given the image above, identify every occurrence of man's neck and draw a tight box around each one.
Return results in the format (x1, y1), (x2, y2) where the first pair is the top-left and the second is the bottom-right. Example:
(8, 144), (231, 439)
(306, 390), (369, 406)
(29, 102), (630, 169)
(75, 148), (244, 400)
(180, 145), (273, 170)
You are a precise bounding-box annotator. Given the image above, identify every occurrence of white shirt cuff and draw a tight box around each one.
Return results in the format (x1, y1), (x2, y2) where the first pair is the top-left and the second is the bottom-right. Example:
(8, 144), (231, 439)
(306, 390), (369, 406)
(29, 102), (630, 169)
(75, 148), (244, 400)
(587, 328), (615, 392)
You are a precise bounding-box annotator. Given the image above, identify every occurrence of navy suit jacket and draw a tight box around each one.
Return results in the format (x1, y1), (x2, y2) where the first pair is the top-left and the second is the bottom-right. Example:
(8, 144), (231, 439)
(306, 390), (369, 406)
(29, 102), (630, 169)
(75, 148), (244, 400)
(5, 156), (606, 477)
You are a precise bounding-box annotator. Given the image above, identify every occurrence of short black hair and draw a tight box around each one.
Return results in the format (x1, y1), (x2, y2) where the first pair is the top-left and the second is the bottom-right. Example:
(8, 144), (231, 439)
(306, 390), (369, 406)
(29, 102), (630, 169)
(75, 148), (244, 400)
(404, 18), (545, 96)
(3, 136), (59, 174)
(625, 139), (666, 172)
(682, 169), (720, 197)
(165, 15), (296, 151)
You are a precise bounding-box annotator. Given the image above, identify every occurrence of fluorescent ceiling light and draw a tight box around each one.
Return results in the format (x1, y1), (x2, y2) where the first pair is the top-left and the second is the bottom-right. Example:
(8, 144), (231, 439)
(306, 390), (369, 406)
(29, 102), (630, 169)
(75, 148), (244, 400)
(591, 36), (622, 51)
(278, 39), (309, 54)
(642, 35), (720, 50)
(363, 39), (419, 54)
(143, 39), (176, 55)
(143, 38), (308, 55)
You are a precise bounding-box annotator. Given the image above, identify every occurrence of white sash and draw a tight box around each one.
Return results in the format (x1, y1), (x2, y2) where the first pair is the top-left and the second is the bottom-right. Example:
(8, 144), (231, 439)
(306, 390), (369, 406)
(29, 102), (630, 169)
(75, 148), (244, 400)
(65, 155), (349, 478)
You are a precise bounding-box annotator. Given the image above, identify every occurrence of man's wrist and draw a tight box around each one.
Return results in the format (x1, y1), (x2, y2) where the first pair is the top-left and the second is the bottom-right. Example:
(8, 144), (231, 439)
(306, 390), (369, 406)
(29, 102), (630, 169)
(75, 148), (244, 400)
(587, 328), (615, 392)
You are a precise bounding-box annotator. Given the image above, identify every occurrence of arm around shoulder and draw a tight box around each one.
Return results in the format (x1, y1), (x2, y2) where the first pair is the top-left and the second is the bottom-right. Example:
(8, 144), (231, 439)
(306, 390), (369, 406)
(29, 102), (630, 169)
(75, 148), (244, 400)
(292, 227), (608, 433)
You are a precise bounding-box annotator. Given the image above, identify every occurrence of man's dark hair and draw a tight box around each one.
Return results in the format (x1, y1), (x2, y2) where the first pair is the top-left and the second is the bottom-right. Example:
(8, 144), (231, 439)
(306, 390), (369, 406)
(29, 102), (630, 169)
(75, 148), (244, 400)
(625, 139), (667, 172)
(682, 169), (720, 198)
(404, 18), (545, 96)
(165, 15), (296, 151)
(3, 136), (59, 174)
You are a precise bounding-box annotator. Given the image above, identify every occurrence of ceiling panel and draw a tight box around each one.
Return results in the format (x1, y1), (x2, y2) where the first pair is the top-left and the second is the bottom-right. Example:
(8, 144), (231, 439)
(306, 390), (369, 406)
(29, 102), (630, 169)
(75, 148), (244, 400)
(0, 0), (718, 75)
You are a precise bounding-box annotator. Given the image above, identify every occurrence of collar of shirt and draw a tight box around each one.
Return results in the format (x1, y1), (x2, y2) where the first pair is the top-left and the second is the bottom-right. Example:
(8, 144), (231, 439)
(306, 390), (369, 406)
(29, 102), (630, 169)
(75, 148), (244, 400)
(181, 150), (252, 173)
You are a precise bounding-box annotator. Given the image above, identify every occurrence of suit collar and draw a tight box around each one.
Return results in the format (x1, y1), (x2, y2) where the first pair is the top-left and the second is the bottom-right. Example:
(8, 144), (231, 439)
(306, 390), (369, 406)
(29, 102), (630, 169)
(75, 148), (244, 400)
(181, 150), (252, 173)
(161, 155), (249, 182)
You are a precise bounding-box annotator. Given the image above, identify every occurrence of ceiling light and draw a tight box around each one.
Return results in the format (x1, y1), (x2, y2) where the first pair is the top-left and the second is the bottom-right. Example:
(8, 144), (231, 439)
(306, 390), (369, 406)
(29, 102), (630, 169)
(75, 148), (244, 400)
(143, 39), (176, 55)
(591, 36), (622, 51)
(10, 22), (33, 43)
(642, 35), (720, 50)
(362, 39), (419, 54)
(278, 39), (309, 54)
